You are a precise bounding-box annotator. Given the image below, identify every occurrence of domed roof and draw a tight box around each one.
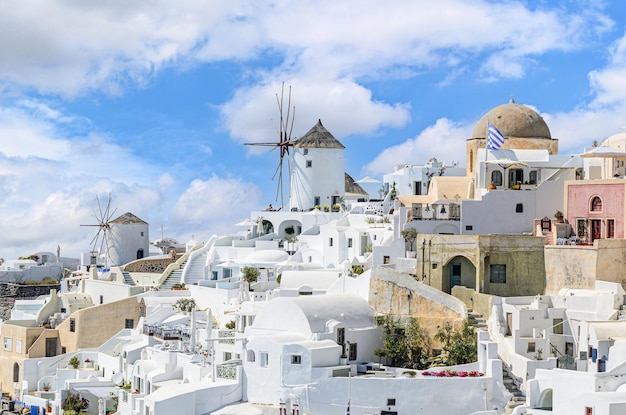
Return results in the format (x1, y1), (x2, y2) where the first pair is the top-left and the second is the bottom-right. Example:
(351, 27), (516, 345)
(601, 130), (626, 150)
(471, 101), (551, 139)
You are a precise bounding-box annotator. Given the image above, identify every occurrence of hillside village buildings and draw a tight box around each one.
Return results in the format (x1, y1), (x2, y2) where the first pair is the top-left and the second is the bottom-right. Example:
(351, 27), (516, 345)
(5, 101), (626, 414)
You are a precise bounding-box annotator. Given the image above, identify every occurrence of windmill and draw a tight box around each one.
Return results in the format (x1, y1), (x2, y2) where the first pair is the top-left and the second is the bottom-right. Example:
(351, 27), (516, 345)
(80, 193), (117, 267)
(245, 82), (296, 208)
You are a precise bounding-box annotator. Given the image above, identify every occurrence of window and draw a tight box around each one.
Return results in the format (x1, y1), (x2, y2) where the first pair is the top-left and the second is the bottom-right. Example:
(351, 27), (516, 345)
(15, 339), (21, 354)
(491, 170), (502, 186)
(303, 149), (308, 155)
(224, 268), (232, 279)
(585, 406), (593, 415)
(527, 342), (536, 353)
(383, 256), (390, 264)
(3, 337), (12, 351)
(224, 352), (232, 361)
(591, 196), (602, 211)
(515, 203), (523, 213)
(509, 169), (523, 187)
(306, 160), (312, 168)
(608, 219), (615, 238)
(348, 238), (353, 248)
(553, 318), (563, 335)
(329, 238), (333, 247)
(70, 318), (76, 332)
(337, 328), (345, 345)
(140, 231), (144, 237)
(349, 343), (357, 361)
(490, 264), (506, 283)
(260, 352), (269, 367)
(13, 362), (19, 382)
(529, 170), (539, 184)
(465, 225), (473, 231)
(125, 319), (134, 329)
(387, 398), (396, 406)
(291, 355), (302, 364)
(577, 219), (587, 238)
(247, 350), (255, 362)
(100, 295), (104, 305)
(314, 196), (320, 206)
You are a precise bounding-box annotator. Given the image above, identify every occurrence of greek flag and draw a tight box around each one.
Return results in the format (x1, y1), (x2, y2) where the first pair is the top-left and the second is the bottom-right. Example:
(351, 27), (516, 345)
(346, 401), (350, 415)
(487, 122), (505, 150)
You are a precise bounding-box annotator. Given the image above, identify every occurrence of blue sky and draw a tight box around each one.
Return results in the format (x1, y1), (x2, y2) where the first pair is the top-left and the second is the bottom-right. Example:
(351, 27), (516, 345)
(1, 0), (626, 261)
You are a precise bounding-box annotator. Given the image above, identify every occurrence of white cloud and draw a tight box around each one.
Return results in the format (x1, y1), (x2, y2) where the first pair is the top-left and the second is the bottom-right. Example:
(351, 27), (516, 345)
(363, 118), (471, 176)
(222, 77), (411, 146)
(171, 174), (263, 239)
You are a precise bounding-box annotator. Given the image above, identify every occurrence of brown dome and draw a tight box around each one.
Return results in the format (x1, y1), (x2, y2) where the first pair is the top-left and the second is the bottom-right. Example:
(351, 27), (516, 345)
(471, 102), (551, 139)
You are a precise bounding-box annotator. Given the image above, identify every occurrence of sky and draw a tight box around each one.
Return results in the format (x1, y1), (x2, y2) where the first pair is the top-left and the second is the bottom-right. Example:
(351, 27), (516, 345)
(1, 0), (626, 262)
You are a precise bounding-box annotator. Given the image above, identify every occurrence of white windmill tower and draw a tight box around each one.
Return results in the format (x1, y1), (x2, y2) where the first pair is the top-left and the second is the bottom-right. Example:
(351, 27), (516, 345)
(81, 194), (149, 268)
(81, 194), (117, 269)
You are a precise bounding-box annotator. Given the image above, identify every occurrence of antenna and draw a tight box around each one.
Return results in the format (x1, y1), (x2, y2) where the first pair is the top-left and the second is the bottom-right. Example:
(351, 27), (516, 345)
(244, 82), (295, 208)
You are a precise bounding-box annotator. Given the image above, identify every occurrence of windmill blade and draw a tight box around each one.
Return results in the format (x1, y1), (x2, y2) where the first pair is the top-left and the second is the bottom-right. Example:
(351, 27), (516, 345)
(90, 227), (102, 247)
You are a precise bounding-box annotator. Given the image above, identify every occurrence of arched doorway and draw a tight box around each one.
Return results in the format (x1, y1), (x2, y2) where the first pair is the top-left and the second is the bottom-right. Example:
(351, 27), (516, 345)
(442, 256), (476, 294)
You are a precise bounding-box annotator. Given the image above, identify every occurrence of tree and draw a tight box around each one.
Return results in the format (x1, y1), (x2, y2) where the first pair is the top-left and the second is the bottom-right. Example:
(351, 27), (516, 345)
(285, 235), (298, 254)
(434, 320), (477, 366)
(173, 298), (196, 313)
(377, 315), (431, 369)
(242, 266), (260, 284)
(400, 228), (418, 252)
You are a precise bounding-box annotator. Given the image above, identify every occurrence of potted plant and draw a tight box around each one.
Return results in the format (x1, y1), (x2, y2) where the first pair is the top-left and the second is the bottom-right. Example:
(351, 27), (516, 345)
(171, 282), (186, 290)
(332, 203), (341, 212)
(68, 356), (80, 369)
(84, 358), (93, 368)
(323, 205), (330, 212)
(554, 210), (564, 223)
(43, 382), (51, 392)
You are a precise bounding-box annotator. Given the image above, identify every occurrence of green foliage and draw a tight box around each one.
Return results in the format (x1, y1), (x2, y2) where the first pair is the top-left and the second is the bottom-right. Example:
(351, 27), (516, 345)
(365, 217), (376, 224)
(242, 266), (260, 284)
(352, 265), (364, 275)
(25, 277), (59, 285)
(173, 298), (196, 313)
(68, 356), (80, 369)
(434, 320), (477, 366)
(378, 216), (391, 224)
(276, 273), (282, 284)
(400, 228), (418, 251)
(172, 282), (186, 289)
(62, 391), (89, 413)
(225, 320), (236, 330)
(377, 315), (431, 369)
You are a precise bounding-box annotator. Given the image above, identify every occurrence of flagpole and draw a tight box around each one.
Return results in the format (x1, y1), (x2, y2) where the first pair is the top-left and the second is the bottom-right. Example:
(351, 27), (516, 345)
(485, 119), (489, 191)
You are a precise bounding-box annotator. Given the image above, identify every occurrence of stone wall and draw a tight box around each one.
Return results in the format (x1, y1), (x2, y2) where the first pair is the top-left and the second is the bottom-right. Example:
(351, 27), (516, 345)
(123, 250), (179, 273)
(369, 266), (466, 348)
(0, 283), (60, 298)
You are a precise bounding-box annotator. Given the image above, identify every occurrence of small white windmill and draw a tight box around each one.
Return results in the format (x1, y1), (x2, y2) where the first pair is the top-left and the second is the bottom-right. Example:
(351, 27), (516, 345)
(80, 193), (117, 267)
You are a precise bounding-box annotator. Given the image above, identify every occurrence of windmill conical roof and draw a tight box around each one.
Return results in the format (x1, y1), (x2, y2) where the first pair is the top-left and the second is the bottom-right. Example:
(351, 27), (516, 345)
(110, 212), (148, 225)
(293, 119), (345, 149)
(345, 173), (368, 195)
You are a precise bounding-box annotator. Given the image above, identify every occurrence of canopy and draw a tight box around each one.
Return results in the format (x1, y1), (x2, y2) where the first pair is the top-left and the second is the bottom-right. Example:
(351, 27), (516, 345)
(484, 159), (530, 168)
(580, 146), (626, 158)
(356, 176), (381, 184)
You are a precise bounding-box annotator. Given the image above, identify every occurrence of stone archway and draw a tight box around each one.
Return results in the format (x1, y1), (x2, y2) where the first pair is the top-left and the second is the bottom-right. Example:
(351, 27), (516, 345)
(441, 255), (477, 294)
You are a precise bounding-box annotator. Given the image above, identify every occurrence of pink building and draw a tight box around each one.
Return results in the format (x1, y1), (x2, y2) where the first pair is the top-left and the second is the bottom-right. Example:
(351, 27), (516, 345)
(565, 179), (625, 243)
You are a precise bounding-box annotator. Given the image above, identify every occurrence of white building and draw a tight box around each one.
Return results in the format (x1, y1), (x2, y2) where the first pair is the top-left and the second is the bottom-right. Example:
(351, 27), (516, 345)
(290, 119), (346, 212)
